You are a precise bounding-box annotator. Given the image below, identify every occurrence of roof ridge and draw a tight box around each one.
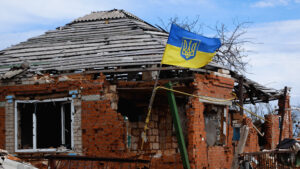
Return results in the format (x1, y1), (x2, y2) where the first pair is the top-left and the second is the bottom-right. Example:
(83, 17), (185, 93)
(71, 9), (144, 23)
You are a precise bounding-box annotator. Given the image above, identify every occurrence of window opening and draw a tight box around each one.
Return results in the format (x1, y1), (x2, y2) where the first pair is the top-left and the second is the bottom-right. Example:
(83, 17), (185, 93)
(204, 104), (226, 146)
(15, 98), (73, 152)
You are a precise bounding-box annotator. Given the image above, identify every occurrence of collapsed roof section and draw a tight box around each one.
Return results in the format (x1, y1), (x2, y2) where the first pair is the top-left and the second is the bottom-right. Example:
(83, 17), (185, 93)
(0, 9), (283, 103)
(231, 72), (284, 104)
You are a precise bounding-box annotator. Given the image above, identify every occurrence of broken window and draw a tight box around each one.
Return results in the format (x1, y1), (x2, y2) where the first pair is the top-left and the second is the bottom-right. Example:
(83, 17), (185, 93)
(15, 98), (74, 152)
(204, 104), (227, 146)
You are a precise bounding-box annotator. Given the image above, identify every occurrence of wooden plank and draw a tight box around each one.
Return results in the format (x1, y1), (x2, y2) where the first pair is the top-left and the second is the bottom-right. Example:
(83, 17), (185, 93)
(31, 25), (136, 39)
(2, 41), (163, 59)
(3, 36), (155, 55)
(279, 86), (288, 143)
(38, 55), (162, 69)
(30, 25), (143, 38)
(231, 125), (249, 169)
(35, 60), (161, 71)
(1, 48), (165, 65)
(238, 76), (244, 115)
(3, 34), (154, 53)
(22, 30), (146, 44)
(0, 45), (165, 65)
(0, 54), (163, 71)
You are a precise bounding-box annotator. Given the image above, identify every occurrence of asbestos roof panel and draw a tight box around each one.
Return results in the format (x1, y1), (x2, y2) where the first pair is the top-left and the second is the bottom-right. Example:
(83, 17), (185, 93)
(0, 69), (24, 80)
(72, 9), (144, 23)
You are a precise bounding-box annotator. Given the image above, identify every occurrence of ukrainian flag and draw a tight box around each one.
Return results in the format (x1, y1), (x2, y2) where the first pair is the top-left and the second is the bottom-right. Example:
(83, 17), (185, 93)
(161, 24), (221, 68)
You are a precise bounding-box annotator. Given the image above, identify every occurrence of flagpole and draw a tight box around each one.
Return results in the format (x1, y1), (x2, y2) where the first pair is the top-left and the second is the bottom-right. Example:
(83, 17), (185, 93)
(141, 63), (162, 150)
(148, 63), (162, 116)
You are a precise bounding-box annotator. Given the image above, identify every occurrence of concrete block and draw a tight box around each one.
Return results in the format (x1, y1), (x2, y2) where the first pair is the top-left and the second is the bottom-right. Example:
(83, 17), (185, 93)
(152, 129), (158, 135)
(109, 85), (116, 92)
(218, 69), (230, 75)
(0, 102), (6, 107)
(152, 143), (159, 150)
(110, 102), (118, 110)
(81, 94), (101, 101)
(149, 136), (156, 142)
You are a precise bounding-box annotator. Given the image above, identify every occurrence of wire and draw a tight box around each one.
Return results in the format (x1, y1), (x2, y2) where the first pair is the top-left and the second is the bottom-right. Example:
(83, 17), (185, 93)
(235, 103), (265, 121)
(140, 85), (266, 150)
(156, 86), (236, 102)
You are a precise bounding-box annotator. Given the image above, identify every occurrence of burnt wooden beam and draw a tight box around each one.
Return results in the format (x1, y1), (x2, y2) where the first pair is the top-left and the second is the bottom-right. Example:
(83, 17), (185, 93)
(244, 85), (255, 105)
(279, 86), (288, 143)
(238, 76), (244, 115)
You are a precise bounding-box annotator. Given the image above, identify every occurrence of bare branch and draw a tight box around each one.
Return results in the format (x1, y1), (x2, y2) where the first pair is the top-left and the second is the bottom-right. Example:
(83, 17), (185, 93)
(159, 17), (251, 73)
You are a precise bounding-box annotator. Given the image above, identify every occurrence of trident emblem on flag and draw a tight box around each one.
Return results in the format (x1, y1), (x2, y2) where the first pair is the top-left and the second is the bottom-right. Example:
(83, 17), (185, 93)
(180, 38), (200, 60)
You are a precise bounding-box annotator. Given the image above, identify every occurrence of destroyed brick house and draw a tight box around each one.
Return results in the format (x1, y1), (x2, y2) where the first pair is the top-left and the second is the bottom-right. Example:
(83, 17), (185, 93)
(0, 9), (294, 168)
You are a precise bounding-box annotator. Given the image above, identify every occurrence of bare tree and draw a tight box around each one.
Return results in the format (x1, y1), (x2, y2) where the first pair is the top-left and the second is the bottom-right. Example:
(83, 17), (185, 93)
(291, 106), (300, 137)
(158, 17), (250, 73)
(213, 22), (250, 72)
(247, 103), (276, 123)
(158, 16), (203, 33)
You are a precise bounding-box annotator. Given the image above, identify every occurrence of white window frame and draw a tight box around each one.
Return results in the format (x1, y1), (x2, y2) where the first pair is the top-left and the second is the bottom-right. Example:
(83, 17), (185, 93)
(14, 98), (74, 153)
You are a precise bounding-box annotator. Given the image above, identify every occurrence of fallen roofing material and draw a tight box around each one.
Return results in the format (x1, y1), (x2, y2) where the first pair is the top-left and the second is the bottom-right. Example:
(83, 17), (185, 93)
(0, 149), (37, 169)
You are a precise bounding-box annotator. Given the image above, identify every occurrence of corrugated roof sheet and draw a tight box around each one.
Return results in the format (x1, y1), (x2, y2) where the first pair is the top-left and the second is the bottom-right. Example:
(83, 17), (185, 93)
(72, 9), (144, 23)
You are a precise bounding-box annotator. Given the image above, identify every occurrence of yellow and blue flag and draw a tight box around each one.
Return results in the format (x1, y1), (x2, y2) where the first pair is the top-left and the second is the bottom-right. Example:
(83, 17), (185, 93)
(161, 24), (221, 68)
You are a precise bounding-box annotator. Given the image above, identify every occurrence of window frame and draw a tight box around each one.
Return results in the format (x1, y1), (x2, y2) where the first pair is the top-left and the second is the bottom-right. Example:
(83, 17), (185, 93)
(203, 104), (228, 146)
(14, 98), (74, 153)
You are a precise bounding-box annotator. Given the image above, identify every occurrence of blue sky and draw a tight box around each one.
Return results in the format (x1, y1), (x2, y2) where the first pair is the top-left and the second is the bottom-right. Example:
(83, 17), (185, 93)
(1, 0), (300, 106)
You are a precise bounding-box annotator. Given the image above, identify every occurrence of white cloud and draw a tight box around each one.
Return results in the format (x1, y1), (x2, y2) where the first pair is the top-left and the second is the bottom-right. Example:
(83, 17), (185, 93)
(252, 0), (290, 7)
(0, 0), (114, 20)
(0, 0), (136, 33)
(245, 19), (300, 105)
(0, 0), (137, 48)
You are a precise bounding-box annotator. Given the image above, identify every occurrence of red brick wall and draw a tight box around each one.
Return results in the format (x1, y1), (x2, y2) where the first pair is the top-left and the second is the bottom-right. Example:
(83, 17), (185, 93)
(81, 100), (127, 157)
(243, 117), (260, 152)
(150, 154), (183, 169)
(0, 74), (146, 168)
(116, 80), (185, 168)
(208, 146), (233, 169)
(264, 114), (280, 149)
(278, 95), (293, 139)
(263, 94), (292, 150)
(187, 98), (209, 168)
(116, 73), (236, 169)
(187, 73), (235, 169)
(192, 74), (234, 99)
(47, 160), (149, 169)
(1, 72), (259, 169)
(0, 107), (5, 149)
(78, 74), (129, 157)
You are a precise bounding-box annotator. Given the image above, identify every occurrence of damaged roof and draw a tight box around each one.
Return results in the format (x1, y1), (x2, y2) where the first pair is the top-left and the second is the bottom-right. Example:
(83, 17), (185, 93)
(0, 9), (168, 74)
(0, 9), (283, 103)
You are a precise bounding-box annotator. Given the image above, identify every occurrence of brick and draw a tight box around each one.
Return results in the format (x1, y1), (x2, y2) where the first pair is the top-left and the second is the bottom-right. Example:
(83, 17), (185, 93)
(152, 143), (159, 150)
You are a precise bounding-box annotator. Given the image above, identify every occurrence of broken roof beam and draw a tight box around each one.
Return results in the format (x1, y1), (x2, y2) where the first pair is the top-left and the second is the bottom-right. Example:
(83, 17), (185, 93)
(230, 71), (281, 104)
